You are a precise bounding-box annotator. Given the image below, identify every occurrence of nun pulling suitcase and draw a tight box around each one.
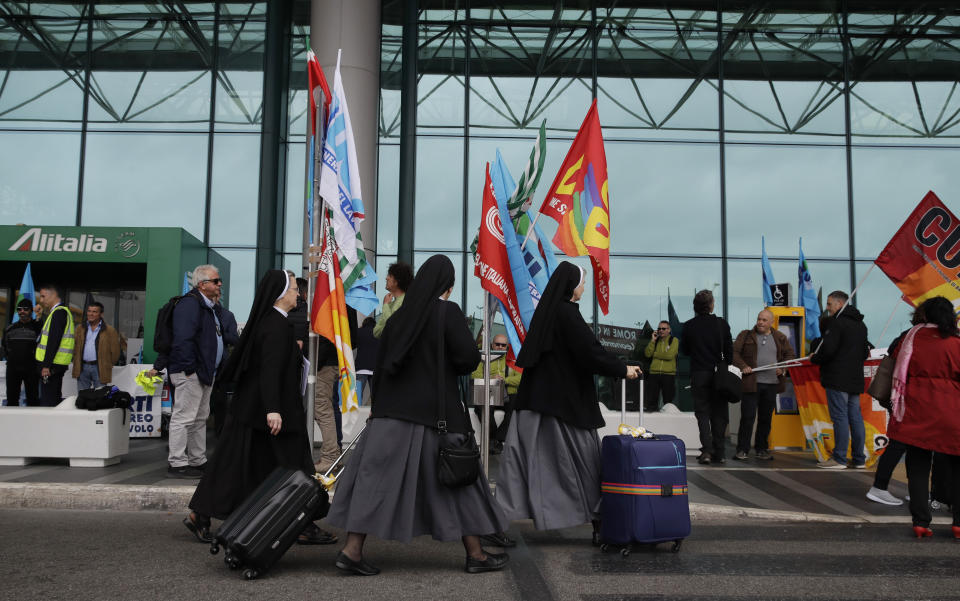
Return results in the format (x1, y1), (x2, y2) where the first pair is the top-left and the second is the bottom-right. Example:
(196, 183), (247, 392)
(598, 376), (691, 555)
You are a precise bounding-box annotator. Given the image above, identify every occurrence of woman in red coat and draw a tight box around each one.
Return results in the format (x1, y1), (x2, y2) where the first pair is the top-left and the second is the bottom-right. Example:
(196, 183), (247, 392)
(886, 296), (960, 539)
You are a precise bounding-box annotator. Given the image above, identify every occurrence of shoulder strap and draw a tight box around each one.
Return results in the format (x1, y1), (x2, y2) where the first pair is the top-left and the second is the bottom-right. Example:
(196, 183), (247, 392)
(436, 302), (447, 433)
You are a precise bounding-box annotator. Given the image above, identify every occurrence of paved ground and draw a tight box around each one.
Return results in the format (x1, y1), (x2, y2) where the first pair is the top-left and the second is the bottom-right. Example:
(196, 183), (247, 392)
(0, 436), (945, 525)
(1, 509), (957, 601)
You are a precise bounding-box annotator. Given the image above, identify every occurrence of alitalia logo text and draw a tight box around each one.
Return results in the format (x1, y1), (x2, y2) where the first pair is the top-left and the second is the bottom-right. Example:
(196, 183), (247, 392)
(9, 228), (108, 253)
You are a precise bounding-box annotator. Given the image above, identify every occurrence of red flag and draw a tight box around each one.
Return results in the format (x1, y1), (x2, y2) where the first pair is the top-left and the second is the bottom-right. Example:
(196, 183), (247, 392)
(537, 99), (611, 313)
(475, 164), (527, 341)
(875, 191), (960, 309)
(307, 50), (332, 136)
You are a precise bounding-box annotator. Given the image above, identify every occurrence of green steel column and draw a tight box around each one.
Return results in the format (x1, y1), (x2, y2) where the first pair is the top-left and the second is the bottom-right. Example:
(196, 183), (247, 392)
(397, 0), (418, 265)
(255, 0), (292, 278)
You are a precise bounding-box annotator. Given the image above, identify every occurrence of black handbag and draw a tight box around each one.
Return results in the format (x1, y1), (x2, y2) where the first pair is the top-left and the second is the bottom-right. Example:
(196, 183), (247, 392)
(434, 303), (481, 488)
(712, 316), (742, 404)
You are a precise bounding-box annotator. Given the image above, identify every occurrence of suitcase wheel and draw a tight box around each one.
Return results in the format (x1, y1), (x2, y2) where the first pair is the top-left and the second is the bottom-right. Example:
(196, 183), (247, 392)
(671, 540), (682, 553)
(243, 568), (259, 580)
(599, 544), (609, 553)
(620, 547), (631, 557)
(224, 554), (240, 570)
(209, 542), (220, 555)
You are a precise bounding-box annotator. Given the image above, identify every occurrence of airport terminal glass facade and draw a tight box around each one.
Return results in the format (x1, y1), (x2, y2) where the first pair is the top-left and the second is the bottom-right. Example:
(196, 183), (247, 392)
(4, 2), (960, 353)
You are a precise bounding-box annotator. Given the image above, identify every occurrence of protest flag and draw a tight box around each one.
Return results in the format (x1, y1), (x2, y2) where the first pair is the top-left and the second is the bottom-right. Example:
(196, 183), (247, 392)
(537, 99), (611, 314)
(875, 191), (960, 310)
(14, 263), (35, 323)
(316, 50), (378, 316)
(761, 236), (776, 306)
(798, 238), (821, 340)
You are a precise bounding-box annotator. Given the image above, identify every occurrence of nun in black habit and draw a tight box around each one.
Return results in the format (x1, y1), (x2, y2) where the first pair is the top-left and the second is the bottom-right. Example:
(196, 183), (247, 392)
(497, 261), (641, 535)
(182, 269), (334, 545)
(325, 254), (509, 576)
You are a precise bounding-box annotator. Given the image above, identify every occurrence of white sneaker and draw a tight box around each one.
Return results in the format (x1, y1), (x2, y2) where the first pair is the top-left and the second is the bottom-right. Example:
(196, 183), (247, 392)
(866, 486), (903, 506)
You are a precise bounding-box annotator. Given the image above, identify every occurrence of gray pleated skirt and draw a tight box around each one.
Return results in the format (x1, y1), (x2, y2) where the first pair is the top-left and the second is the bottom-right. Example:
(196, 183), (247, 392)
(496, 410), (602, 531)
(325, 417), (508, 543)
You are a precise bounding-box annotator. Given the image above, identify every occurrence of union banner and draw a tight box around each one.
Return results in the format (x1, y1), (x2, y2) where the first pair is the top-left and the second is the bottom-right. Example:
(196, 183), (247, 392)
(875, 191), (960, 309)
(788, 361), (888, 467)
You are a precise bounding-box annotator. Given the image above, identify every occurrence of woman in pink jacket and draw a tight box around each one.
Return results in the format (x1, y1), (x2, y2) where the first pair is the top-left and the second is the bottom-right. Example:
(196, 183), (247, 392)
(887, 296), (960, 539)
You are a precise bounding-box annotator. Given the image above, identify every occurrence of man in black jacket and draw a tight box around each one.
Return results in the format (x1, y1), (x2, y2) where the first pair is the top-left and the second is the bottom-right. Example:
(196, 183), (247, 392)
(810, 290), (869, 470)
(680, 290), (733, 465)
(3, 299), (41, 406)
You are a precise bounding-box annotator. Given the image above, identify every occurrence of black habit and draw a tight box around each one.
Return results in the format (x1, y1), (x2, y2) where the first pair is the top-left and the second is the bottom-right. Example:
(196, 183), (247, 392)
(190, 273), (313, 520)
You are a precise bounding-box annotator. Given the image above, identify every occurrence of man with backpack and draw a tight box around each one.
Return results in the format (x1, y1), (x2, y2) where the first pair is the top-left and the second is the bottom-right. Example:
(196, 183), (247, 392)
(165, 265), (227, 479)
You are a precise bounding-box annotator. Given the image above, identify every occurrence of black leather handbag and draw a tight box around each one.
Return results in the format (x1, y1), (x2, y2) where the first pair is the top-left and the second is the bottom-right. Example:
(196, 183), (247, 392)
(712, 316), (742, 404)
(434, 303), (481, 489)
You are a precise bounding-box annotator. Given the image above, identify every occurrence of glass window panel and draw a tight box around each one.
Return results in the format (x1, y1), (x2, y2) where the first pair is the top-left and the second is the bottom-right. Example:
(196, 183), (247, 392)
(607, 257), (723, 332)
(380, 88), (402, 139)
(214, 71), (264, 131)
(855, 261), (914, 350)
(723, 80), (845, 143)
(418, 74), (465, 134)
(598, 78), (720, 142)
(469, 75), (593, 136)
(283, 253), (305, 277)
(86, 71), (212, 131)
(415, 136), (463, 251)
(81, 132), (207, 239)
(598, 6), (718, 31)
(726, 258), (850, 339)
(220, 3), (267, 18)
(852, 147), (960, 259)
(209, 133), (260, 245)
(851, 81), (960, 145)
(6, 3), (88, 17)
(0, 70), (85, 129)
(212, 248), (256, 322)
(377, 142), (400, 255)
(0, 131), (80, 225)
(117, 290), (146, 341)
(606, 140), (721, 255)
(725, 144), (849, 257)
(285, 141), (308, 254)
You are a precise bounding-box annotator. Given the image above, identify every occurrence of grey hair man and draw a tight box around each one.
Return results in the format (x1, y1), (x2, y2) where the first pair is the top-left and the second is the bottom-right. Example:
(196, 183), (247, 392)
(166, 264), (227, 479)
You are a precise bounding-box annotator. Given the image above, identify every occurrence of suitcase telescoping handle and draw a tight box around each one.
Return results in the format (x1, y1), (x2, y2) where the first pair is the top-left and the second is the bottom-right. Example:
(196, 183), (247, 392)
(620, 370), (645, 429)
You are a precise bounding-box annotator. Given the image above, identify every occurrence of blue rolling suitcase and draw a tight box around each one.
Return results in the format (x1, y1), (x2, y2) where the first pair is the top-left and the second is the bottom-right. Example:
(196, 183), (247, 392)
(599, 378), (690, 555)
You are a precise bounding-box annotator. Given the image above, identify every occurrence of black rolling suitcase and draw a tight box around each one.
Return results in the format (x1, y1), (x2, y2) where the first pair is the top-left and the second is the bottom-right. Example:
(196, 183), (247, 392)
(210, 468), (328, 580)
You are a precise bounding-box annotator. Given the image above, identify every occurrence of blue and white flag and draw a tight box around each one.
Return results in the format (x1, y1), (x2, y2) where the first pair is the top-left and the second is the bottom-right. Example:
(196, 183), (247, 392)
(182, 272), (191, 295)
(13, 263), (35, 322)
(317, 50), (378, 316)
(761, 236), (776, 306)
(491, 150), (537, 332)
(798, 238), (822, 340)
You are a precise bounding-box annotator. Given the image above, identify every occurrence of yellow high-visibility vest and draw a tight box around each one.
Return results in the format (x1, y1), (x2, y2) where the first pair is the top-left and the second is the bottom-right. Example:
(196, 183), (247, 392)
(35, 304), (75, 366)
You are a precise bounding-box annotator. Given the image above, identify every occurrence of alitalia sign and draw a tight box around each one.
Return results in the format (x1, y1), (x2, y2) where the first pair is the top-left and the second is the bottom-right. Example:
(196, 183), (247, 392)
(1, 226), (145, 261)
(9, 228), (109, 253)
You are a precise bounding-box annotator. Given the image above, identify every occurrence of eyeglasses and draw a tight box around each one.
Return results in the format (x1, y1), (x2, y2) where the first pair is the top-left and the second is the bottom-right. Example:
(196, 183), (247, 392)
(493, 343), (508, 348)
(657, 327), (669, 331)
(202, 278), (223, 285)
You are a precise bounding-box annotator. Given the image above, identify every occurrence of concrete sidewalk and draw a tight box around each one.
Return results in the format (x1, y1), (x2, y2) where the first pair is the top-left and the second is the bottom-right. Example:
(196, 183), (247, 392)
(0, 437), (952, 525)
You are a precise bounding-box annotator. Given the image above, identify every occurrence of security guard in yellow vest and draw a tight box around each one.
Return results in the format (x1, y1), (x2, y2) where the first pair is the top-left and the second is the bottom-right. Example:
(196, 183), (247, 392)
(34, 285), (75, 406)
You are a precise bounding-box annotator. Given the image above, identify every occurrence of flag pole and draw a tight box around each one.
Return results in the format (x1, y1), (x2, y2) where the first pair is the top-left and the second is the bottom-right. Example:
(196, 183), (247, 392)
(876, 296), (905, 346)
(519, 209), (541, 251)
(305, 83), (327, 451)
(810, 263), (876, 357)
(481, 291), (491, 481)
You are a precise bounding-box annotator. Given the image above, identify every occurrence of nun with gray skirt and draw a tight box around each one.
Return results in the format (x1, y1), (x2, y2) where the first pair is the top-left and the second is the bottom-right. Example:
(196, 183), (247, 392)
(325, 254), (509, 575)
(497, 261), (641, 539)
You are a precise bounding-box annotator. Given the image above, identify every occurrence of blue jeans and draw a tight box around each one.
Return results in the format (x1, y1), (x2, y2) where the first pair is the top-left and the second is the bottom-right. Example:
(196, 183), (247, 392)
(825, 388), (866, 464)
(77, 363), (101, 390)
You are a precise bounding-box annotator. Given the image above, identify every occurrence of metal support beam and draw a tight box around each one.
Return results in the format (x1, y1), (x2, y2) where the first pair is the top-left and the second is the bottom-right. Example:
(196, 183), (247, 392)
(397, 0), (418, 265)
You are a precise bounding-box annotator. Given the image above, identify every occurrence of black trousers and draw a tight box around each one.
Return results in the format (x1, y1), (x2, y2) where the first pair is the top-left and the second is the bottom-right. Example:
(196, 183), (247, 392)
(737, 383), (778, 453)
(38, 366), (66, 407)
(645, 373), (675, 411)
(691, 370), (728, 460)
(872, 437), (907, 490)
(473, 395), (515, 442)
(904, 445), (960, 528)
(5, 362), (39, 407)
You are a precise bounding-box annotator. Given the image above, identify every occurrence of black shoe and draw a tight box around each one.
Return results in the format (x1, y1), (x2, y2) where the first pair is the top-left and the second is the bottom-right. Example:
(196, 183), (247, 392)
(697, 453), (711, 465)
(479, 532), (516, 548)
(335, 551), (380, 576)
(713, 457), (726, 465)
(167, 465), (202, 479)
(465, 550), (509, 573)
(183, 514), (211, 543)
(298, 522), (338, 545)
(193, 462), (207, 471)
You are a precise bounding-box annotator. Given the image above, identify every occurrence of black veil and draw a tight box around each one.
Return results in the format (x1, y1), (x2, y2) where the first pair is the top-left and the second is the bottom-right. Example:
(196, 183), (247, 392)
(516, 261), (583, 368)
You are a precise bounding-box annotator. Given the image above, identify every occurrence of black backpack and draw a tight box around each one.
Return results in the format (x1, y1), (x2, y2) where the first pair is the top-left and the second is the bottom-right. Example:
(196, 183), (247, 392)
(153, 295), (185, 354)
(75, 386), (133, 422)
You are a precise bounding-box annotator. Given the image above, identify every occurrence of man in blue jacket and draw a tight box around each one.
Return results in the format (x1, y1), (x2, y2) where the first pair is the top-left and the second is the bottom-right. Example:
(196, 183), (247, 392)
(166, 265), (226, 479)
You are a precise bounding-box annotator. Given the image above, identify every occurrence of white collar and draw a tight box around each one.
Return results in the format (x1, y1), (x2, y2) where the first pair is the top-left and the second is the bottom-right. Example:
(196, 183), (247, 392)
(274, 306), (288, 317)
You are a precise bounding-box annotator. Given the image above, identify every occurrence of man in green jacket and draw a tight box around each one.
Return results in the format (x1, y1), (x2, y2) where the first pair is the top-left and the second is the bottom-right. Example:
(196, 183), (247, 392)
(471, 334), (521, 454)
(643, 321), (679, 412)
